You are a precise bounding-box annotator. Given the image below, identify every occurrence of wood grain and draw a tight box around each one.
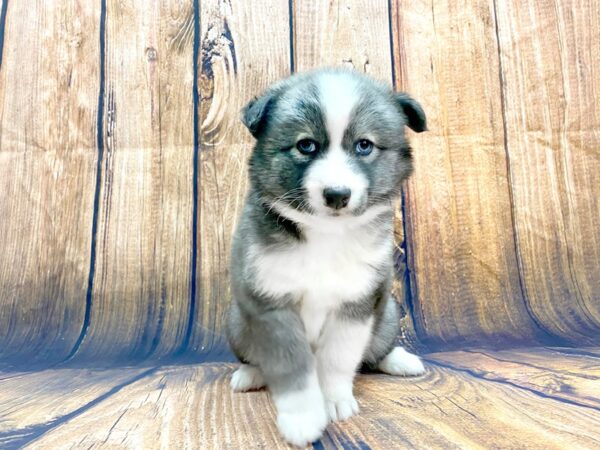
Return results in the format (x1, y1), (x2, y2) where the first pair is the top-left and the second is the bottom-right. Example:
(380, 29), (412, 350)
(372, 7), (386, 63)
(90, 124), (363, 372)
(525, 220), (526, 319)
(0, 0), (100, 363)
(293, 0), (392, 76)
(546, 346), (600, 358)
(2, 350), (596, 449)
(494, 0), (600, 344)
(390, 0), (545, 347)
(0, 367), (150, 448)
(0, 0), (599, 364)
(293, 0), (421, 349)
(72, 0), (195, 361)
(428, 348), (600, 408)
(190, 0), (291, 355)
(0, 0), (6, 65)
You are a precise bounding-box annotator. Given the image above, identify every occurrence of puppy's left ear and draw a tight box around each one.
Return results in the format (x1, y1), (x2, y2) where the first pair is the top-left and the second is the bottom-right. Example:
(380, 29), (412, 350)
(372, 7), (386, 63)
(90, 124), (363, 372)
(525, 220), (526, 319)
(395, 93), (427, 133)
(241, 90), (275, 138)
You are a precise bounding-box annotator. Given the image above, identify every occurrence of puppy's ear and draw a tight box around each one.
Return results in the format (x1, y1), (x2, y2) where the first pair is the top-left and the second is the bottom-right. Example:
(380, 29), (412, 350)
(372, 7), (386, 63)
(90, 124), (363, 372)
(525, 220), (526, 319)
(241, 91), (275, 138)
(395, 93), (427, 133)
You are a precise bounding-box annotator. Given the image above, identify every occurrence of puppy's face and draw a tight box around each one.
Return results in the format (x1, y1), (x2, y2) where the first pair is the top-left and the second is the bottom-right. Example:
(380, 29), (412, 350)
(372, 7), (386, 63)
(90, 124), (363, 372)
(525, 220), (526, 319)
(243, 69), (426, 220)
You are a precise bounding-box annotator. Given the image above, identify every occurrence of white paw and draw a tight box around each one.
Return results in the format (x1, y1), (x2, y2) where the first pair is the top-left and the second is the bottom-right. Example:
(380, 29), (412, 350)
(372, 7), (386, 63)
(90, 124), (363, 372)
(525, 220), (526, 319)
(274, 371), (328, 447)
(230, 364), (266, 392)
(378, 347), (426, 376)
(277, 407), (328, 448)
(326, 395), (359, 422)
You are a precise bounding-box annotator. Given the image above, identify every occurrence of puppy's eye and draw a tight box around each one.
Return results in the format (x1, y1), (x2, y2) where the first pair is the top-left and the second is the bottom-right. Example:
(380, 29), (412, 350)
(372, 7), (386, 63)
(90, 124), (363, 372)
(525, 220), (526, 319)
(296, 139), (319, 155)
(355, 139), (374, 156)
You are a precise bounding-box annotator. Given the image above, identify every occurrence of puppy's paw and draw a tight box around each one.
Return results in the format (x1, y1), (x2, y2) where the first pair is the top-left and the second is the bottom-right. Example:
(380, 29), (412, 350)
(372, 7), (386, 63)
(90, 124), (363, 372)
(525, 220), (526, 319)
(277, 406), (328, 448)
(326, 395), (359, 422)
(230, 364), (266, 392)
(378, 346), (425, 376)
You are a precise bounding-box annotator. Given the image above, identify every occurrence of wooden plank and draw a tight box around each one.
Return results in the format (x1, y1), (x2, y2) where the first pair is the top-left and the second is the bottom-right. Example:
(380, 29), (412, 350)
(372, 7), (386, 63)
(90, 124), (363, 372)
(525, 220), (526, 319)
(390, 0), (543, 347)
(189, 0), (291, 354)
(497, 347), (600, 370)
(293, 0), (420, 348)
(356, 365), (600, 449)
(293, 0), (392, 76)
(0, 0), (100, 363)
(428, 347), (600, 408)
(19, 361), (600, 449)
(0, 367), (150, 448)
(0, 0), (6, 65)
(17, 364), (288, 449)
(72, 0), (194, 361)
(494, 0), (600, 343)
(545, 346), (600, 358)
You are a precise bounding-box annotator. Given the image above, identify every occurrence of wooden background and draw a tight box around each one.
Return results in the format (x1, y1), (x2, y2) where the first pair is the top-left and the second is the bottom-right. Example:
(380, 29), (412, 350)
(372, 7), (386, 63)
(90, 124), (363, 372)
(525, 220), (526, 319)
(0, 0), (599, 367)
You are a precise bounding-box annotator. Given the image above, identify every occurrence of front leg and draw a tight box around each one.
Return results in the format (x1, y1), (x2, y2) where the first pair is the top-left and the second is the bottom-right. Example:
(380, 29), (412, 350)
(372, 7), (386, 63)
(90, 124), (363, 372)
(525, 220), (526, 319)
(316, 314), (374, 422)
(228, 302), (328, 447)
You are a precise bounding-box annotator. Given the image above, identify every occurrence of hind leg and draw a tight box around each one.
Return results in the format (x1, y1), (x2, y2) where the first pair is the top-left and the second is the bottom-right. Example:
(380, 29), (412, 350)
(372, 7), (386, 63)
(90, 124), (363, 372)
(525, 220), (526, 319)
(231, 364), (266, 392)
(227, 302), (267, 392)
(378, 346), (425, 376)
(363, 294), (425, 376)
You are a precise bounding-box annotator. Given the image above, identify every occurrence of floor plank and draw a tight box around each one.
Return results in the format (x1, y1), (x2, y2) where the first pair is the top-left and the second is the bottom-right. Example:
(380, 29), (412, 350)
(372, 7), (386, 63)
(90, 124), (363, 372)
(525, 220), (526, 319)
(0, 367), (153, 448)
(0, 350), (595, 449)
(355, 365), (600, 449)
(427, 347), (600, 409)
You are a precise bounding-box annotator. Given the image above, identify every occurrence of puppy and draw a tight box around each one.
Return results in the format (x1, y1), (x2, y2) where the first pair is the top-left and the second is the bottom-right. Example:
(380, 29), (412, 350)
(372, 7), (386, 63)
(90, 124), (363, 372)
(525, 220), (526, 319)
(226, 68), (427, 447)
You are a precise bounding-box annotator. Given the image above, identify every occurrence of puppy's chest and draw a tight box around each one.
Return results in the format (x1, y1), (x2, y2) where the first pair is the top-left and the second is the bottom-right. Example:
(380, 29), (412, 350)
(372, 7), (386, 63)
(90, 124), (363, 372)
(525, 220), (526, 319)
(252, 228), (391, 306)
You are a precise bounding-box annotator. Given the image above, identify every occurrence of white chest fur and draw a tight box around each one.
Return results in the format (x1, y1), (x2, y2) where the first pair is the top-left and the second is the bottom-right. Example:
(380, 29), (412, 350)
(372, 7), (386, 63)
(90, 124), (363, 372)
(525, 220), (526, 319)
(248, 213), (392, 344)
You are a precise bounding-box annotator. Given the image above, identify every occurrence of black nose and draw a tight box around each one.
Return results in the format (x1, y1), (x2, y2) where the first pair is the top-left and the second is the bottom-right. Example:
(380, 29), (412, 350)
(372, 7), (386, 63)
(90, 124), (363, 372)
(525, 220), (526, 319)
(323, 187), (351, 210)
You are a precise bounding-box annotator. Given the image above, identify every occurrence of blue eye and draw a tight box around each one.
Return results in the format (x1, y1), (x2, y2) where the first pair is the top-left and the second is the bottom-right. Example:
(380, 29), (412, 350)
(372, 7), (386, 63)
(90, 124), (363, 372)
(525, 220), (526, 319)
(296, 139), (319, 155)
(355, 139), (374, 156)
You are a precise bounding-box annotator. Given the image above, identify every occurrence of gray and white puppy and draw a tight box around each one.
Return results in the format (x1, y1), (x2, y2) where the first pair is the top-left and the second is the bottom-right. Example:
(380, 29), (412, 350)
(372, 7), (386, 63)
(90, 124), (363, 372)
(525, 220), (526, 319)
(226, 68), (427, 447)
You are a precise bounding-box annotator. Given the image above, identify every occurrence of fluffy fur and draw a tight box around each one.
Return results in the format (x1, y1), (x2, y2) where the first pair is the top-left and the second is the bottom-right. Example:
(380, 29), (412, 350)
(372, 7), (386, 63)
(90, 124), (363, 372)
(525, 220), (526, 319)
(226, 68), (427, 447)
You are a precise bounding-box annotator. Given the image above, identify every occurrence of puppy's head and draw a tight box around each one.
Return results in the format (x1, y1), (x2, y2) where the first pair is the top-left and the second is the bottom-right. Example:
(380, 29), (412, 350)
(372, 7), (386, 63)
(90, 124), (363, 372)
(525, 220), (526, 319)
(242, 69), (426, 221)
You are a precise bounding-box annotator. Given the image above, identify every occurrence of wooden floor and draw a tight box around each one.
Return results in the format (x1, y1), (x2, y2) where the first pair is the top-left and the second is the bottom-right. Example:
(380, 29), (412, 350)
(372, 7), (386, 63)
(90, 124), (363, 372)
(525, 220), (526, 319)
(0, 2), (598, 448)
(1, 347), (598, 449)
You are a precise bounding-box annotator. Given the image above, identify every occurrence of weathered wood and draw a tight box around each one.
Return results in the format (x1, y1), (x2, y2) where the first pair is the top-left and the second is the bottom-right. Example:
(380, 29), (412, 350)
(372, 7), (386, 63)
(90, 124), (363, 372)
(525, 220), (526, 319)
(494, 0), (600, 344)
(293, 0), (392, 76)
(293, 0), (421, 349)
(1, 349), (597, 448)
(0, 0), (6, 65)
(0, 367), (150, 448)
(0, 0), (100, 363)
(190, 0), (291, 355)
(390, 0), (545, 347)
(546, 346), (600, 358)
(71, 0), (195, 361)
(428, 348), (600, 408)
(0, 0), (599, 364)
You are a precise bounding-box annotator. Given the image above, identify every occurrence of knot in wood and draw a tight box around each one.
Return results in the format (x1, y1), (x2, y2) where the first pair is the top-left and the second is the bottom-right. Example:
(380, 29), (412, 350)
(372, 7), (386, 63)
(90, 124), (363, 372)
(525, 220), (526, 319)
(146, 47), (158, 62)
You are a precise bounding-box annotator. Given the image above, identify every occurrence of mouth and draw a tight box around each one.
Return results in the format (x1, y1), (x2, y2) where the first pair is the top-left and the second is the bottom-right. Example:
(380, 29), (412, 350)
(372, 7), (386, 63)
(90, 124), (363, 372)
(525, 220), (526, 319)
(313, 202), (367, 219)
(269, 196), (390, 230)
(268, 190), (370, 219)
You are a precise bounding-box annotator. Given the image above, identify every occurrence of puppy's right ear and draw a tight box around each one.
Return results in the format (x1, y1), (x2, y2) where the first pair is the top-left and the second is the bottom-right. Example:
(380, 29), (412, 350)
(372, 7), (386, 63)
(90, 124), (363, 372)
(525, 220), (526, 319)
(241, 91), (275, 138)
